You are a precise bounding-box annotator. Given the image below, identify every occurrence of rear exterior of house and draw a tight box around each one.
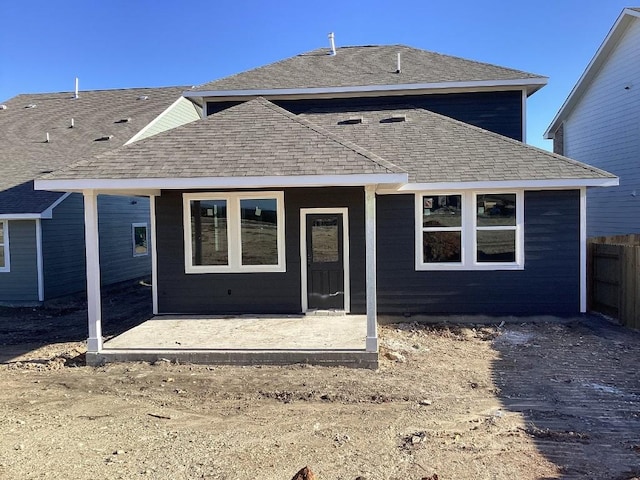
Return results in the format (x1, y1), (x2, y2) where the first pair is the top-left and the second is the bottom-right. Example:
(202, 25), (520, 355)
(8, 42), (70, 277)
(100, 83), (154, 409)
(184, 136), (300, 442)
(34, 44), (617, 362)
(545, 8), (640, 237)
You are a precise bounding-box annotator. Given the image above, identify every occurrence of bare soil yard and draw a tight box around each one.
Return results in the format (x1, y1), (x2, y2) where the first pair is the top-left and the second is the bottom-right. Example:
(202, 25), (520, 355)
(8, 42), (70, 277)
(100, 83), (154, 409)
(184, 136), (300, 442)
(1, 282), (639, 480)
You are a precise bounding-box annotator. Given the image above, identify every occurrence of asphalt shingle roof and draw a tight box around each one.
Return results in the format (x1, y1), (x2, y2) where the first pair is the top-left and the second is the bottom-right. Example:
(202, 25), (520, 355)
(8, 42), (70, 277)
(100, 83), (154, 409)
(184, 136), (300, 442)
(194, 45), (545, 92)
(42, 97), (404, 181)
(0, 86), (186, 214)
(298, 107), (616, 183)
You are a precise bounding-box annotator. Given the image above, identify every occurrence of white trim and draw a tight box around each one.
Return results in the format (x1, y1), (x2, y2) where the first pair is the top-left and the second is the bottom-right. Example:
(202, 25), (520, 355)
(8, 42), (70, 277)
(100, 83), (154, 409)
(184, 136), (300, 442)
(377, 177), (619, 194)
(415, 190), (524, 271)
(300, 207), (350, 313)
(131, 222), (149, 257)
(125, 96), (184, 145)
(0, 220), (9, 273)
(185, 78), (548, 99)
(580, 187), (587, 313)
(35, 219), (44, 301)
(83, 190), (103, 352)
(544, 9), (640, 138)
(41, 192), (72, 219)
(35, 173), (408, 193)
(364, 186), (378, 353)
(150, 196), (158, 315)
(183, 191), (286, 273)
(521, 89), (527, 142)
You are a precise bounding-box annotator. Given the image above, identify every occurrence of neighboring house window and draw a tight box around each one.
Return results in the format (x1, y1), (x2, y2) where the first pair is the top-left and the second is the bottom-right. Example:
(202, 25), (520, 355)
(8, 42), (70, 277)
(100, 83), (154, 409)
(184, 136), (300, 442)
(415, 191), (523, 270)
(132, 223), (149, 257)
(183, 191), (285, 273)
(0, 221), (8, 272)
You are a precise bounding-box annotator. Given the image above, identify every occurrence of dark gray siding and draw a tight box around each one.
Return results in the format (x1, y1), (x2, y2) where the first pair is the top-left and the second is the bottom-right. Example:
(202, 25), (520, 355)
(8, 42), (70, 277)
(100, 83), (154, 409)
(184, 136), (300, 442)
(0, 220), (38, 303)
(376, 190), (581, 315)
(42, 193), (151, 300)
(156, 187), (365, 314)
(42, 194), (86, 299)
(207, 91), (524, 140)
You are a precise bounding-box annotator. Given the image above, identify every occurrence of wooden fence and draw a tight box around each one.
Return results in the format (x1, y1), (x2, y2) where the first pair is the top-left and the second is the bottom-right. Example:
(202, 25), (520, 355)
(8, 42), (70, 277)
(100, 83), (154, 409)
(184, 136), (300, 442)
(588, 234), (640, 329)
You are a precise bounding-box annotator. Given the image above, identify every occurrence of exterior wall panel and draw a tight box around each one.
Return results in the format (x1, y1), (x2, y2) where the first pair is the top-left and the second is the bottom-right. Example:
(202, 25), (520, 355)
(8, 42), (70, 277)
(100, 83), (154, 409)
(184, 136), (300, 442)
(0, 220), (39, 303)
(376, 190), (581, 315)
(134, 97), (202, 142)
(155, 187), (366, 314)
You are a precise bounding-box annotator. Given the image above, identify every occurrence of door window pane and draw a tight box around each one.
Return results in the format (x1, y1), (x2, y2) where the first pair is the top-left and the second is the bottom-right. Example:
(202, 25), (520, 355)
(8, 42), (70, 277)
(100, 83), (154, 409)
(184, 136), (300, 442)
(477, 194), (516, 227)
(423, 231), (461, 263)
(241, 198), (278, 265)
(311, 217), (339, 263)
(423, 195), (461, 227)
(191, 199), (228, 265)
(477, 230), (516, 262)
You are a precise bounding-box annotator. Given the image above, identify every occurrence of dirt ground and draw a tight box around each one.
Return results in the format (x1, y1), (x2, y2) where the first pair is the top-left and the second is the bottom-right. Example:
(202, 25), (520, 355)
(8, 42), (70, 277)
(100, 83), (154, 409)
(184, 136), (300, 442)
(1, 282), (639, 480)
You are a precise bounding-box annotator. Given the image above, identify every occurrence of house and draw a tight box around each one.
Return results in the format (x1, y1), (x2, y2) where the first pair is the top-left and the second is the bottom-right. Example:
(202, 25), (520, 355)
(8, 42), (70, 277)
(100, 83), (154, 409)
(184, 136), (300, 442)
(0, 86), (200, 305)
(33, 44), (616, 363)
(544, 8), (640, 237)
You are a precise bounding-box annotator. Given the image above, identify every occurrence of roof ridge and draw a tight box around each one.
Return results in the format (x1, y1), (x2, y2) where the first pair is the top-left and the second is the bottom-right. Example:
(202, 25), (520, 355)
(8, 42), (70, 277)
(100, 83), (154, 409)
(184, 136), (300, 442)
(255, 97), (407, 174)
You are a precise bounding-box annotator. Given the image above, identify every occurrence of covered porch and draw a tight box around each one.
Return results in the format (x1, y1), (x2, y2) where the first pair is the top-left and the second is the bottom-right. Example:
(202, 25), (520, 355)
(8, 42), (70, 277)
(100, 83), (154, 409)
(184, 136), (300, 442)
(90, 313), (376, 368)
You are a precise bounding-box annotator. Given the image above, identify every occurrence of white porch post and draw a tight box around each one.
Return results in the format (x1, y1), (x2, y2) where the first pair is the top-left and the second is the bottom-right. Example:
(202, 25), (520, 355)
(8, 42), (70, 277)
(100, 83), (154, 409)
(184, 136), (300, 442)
(150, 195), (159, 315)
(365, 185), (378, 352)
(83, 190), (103, 352)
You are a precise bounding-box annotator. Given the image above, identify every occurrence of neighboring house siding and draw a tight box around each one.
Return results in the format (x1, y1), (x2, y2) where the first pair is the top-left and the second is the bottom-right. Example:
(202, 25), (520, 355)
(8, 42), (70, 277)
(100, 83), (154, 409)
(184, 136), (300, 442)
(42, 193), (152, 300)
(42, 194), (86, 299)
(132, 97), (202, 143)
(564, 17), (640, 236)
(376, 190), (581, 315)
(207, 91), (524, 140)
(0, 220), (39, 303)
(155, 187), (366, 314)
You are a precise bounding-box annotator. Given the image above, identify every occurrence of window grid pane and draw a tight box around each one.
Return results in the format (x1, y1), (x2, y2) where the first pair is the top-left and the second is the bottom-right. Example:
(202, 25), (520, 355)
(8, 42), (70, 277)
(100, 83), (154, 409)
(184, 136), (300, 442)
(423, 231), (461, 263)
(240, 198), (278, 266)
(191, 199), (228, 266)
(0, 245), (4, 268)
(423, 195), (462, 228)
(476, 194), (516, 227)
(477, 230), (516, 263)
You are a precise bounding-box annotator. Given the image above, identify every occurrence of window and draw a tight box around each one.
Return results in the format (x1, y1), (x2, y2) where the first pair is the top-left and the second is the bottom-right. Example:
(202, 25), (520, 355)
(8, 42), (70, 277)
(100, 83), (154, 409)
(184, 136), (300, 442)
(132, 223), (149, 257)
(183, 192), (285, 273)
(0, 220), (8, 272)
(416, 191), (523, 270)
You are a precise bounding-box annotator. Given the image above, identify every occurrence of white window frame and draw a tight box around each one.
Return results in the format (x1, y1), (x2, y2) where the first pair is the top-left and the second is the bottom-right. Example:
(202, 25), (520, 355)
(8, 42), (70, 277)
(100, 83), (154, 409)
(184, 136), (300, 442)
(183, 191), (285, 273)
(132, 222), (149, 257)
(415, 190), (524, 271)
(0, 220), (9, 272)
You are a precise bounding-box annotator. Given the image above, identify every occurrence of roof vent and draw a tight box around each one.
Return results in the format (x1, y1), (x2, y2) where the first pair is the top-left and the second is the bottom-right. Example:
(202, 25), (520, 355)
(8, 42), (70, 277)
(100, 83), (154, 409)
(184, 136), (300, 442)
(70, 118), (75, 128)
(137, 95), (149, 100)
(25, 104), (37, 109)
(45, 132), (50, 143)
(381, 114), (407, 123)
(95, 135), (114, 142)
(0, 105), (7, 110)
(338, 116), (364, 125)
(396, 52), (401, 74)
(328, 32), (336, 56)
(115, 117), (131, 123)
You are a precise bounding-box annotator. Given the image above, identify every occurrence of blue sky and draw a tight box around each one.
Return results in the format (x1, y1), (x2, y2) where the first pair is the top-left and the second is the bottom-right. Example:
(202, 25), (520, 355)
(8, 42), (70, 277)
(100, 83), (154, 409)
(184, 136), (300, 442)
(0, 1), (632, 150)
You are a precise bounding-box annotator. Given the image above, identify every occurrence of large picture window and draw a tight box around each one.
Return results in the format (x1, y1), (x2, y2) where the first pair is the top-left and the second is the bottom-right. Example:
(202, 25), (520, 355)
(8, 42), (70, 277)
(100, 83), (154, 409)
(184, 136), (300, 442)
(416, 191), (523, 270)
(183, 192), (285, 273)
(0, 221), (8, 272)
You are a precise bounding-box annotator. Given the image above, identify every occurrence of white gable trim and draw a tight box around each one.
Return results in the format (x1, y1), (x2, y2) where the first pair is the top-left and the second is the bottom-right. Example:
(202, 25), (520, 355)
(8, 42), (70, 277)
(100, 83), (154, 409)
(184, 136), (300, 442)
(545, 8), (640, 138)
(185, 78), (548, 100)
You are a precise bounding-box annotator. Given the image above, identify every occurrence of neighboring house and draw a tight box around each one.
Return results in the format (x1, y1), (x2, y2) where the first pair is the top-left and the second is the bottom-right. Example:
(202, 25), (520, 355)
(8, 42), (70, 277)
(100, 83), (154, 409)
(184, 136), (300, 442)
(0, 86), (201, 304)
(545, 8), (640, 237)
(34, 44), (616, 357)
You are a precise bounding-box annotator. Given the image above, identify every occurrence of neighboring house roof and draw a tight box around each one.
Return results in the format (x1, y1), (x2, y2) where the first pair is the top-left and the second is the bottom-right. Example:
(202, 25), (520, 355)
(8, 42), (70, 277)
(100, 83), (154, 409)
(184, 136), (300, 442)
(0, 86), (187, 215)
(544, 8), (640, 138)
(189, 45), (547, 97)
(37, 98), (614, 192)
(39, 97), (405, 182)
(300, 107), (616, 185)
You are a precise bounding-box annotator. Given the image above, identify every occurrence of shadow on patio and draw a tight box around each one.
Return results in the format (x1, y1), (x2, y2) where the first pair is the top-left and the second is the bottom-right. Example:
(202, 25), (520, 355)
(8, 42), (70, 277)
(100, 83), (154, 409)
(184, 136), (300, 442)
(491, 316), (640, 479)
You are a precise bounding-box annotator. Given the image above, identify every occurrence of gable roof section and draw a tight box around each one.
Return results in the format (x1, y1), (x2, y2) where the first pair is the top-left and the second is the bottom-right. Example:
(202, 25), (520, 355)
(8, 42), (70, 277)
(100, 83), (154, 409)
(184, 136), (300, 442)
(37, 97), (406, 186)
(0, 86), (187, 215)
(300, 106), (616, 186)
(544, 8), (640, 138)
(190, 45), (547, 97)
